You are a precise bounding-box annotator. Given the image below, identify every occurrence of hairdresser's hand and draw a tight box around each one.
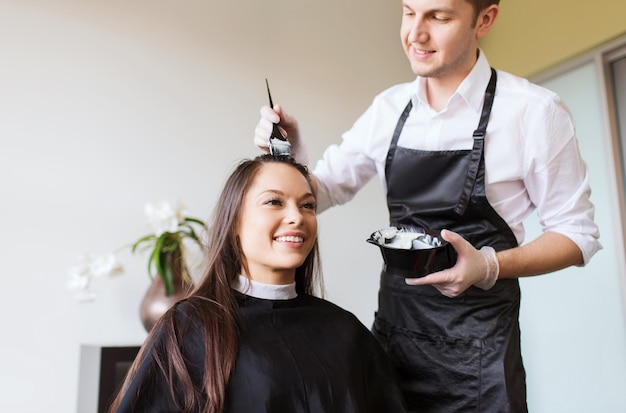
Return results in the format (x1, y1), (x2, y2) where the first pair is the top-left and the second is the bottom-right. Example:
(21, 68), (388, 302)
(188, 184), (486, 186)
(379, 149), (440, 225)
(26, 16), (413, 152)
(254, 104), (309, 165)
(405, 229), (499, 298)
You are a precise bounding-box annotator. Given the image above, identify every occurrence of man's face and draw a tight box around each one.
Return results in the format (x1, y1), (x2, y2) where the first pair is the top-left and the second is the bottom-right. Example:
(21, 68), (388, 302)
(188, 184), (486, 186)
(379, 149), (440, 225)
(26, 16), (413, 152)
(401, 0), (483, 85)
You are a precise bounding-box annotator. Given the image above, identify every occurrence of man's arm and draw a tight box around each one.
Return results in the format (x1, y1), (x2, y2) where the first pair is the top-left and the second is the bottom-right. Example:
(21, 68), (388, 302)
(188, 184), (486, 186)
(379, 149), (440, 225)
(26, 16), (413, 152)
(406, 230), (583, 298)
(497, 231), (582, 279)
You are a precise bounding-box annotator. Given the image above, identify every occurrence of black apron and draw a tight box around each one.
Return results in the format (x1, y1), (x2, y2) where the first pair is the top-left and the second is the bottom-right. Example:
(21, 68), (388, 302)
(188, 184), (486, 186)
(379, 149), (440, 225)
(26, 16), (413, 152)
(372, 69), (528, 412)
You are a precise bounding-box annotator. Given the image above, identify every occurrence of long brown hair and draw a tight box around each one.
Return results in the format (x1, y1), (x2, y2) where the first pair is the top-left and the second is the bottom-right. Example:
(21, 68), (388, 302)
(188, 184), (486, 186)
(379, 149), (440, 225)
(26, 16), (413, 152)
(109, 155), (322, 413)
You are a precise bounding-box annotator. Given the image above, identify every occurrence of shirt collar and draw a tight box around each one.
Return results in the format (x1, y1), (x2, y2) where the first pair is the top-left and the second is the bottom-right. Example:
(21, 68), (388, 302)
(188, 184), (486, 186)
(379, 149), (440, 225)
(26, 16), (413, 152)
(412, 49), (493, 114)
(458, 49), (493, 113)
(232, 274), (298, 300)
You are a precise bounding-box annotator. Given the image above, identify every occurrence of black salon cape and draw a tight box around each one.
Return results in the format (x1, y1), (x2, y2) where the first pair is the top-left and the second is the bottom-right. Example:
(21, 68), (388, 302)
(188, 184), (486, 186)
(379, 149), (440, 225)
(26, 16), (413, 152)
(115, 292), (406, 413)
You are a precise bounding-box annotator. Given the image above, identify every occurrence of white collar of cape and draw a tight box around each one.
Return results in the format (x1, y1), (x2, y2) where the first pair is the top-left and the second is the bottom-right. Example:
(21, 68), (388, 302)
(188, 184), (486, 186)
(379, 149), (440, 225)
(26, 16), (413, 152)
(232, 274), (297, 300)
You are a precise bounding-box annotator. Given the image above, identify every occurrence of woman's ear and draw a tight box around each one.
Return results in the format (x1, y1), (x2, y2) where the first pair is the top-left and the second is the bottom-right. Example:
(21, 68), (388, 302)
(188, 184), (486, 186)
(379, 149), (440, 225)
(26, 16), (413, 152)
(476, 5), (499, 39)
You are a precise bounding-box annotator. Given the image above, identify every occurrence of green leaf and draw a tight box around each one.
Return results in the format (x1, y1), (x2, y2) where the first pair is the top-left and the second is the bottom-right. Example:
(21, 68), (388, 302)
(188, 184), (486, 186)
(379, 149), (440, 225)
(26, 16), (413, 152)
(180, 220), (206, 248)
(148, 235), (167, 278)
(131, 234), (157, 253)
(127, 214), (206, 292)
(184, 217), (206, 227)
(162, 235), (180, 254)
(159, 252), (175, 296)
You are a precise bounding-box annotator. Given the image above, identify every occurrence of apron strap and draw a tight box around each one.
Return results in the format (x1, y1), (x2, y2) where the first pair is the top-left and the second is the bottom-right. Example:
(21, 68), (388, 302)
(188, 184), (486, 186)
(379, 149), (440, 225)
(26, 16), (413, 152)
(385, 100), (413, 184)
(384, 68), (498, 214)
(454, 68), (497, 216)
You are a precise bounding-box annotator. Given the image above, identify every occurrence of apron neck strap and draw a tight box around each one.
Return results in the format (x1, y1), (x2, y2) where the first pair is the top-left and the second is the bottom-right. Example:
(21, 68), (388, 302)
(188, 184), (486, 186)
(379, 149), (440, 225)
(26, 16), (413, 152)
(472, 68), (497, 139)
(455, 68), (498, 215)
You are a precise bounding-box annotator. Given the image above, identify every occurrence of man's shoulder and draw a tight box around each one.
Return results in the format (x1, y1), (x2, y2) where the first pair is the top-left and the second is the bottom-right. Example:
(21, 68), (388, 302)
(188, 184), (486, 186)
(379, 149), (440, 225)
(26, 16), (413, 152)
(360, 80), (416, 117)
(373, 79), (416, 102)
(495, 68), (560, 103)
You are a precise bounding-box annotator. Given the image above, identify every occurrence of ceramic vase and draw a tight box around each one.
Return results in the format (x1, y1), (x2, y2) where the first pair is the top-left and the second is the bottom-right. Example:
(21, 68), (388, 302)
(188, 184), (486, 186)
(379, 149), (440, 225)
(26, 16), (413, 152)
(138, 251), (193, 332)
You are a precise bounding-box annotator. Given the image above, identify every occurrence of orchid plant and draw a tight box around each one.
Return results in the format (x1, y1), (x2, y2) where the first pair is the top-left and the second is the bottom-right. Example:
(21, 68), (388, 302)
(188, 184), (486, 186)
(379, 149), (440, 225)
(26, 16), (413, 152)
(66, 200), (207, 300)
(132, 200), (206, 296)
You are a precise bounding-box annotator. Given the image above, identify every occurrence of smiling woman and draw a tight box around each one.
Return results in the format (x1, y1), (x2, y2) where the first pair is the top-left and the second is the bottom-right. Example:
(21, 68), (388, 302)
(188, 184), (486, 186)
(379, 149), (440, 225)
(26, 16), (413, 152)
(108, 154), (406, 413)
(237, 161), (318, 286)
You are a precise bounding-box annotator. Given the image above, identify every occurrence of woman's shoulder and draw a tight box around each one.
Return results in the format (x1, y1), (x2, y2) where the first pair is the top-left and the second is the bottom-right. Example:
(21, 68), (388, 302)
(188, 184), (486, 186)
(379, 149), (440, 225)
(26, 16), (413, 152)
(160, 296), (217, 340)
(299, 295), (369, 331)
(170, 295), (227, 314)
(299, 294), (347, 311)
(168, 296), (203, 322)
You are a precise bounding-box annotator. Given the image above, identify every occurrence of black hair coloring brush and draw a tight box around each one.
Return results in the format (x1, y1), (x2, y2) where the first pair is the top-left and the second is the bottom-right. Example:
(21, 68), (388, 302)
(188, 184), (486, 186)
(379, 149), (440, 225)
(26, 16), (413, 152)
(265, 79), (291, 156)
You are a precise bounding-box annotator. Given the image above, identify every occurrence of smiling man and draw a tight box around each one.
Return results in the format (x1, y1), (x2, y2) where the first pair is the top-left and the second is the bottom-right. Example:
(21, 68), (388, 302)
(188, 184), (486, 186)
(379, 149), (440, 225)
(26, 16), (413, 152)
(254, 0), (601, 411)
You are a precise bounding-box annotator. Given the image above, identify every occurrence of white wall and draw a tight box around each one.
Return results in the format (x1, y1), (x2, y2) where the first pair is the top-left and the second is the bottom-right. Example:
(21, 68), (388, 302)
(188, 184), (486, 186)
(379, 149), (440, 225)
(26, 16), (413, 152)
(1, 1), (624, 412)
(0, 1), (408, 412)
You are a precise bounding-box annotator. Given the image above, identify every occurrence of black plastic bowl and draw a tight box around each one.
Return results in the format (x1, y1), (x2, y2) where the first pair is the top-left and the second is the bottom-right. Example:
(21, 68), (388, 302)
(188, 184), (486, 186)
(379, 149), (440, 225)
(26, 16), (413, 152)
(366, 226), (456, 277)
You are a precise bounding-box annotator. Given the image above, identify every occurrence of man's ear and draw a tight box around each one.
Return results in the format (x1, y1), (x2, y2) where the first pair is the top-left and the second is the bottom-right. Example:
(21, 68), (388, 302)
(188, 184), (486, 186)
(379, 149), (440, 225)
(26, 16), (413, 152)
(476, 5), (499, 39)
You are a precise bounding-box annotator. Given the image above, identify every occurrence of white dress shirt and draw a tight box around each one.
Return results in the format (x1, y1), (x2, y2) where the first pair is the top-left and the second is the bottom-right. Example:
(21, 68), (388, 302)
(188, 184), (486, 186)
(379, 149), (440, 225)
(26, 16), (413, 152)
(313, 51), (601, 264)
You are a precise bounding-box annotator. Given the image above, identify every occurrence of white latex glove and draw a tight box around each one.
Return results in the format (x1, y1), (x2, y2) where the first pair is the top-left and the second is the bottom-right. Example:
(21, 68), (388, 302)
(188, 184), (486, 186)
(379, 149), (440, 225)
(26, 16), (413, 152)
(405, 229), (499, 298)
(253, 104), (309, 165)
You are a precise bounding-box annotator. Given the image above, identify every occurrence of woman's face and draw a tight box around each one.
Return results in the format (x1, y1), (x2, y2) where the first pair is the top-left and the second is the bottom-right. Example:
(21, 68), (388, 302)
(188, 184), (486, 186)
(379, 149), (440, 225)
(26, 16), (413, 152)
(238, 163), (317, 284)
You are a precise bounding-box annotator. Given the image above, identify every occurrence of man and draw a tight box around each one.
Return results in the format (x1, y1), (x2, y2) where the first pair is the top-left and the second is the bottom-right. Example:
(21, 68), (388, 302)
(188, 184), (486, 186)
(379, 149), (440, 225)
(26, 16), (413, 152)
(254, 0), (601, 411)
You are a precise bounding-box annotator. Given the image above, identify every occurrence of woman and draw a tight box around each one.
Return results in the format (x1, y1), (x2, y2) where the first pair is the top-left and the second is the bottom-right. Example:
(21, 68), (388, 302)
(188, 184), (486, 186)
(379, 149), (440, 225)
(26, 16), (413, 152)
(109, 155), (406, 413)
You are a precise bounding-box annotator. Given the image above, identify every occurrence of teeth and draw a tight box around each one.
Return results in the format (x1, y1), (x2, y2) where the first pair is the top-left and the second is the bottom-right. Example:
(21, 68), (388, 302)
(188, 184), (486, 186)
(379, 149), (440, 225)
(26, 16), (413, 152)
(275, 236), (304, 243)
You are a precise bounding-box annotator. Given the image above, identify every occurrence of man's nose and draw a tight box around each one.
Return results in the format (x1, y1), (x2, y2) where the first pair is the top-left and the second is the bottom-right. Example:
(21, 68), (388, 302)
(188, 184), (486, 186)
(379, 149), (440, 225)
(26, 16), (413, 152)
(408, 18), (429, 43)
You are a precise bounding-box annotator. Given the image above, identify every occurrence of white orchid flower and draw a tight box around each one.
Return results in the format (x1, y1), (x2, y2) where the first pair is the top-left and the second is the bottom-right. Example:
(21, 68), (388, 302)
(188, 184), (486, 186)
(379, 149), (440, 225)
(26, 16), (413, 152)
(66, 253), (124, 302)
(90, 253), (124, 278)
(144, 200), (188, 236)
(66, 253), (95, 285)
(66, 267), (90, 290)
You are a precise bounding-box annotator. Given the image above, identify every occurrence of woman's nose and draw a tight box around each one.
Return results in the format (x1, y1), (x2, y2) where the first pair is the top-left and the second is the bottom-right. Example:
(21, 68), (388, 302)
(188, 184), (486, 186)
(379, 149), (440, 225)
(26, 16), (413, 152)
(284, 204), (304, 225)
